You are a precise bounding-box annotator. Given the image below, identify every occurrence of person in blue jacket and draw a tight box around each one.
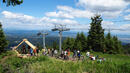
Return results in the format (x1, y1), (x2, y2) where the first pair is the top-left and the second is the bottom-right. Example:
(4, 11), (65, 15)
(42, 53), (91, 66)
(30, 48), (33, 56)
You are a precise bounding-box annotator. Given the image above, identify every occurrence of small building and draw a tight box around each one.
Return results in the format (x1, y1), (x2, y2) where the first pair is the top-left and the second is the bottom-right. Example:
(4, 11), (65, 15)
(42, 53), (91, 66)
(13, 39), (37, 58)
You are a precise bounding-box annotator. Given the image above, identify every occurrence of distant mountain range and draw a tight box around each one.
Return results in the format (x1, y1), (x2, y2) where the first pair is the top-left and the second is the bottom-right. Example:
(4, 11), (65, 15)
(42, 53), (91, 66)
(4, 29), (130, 44)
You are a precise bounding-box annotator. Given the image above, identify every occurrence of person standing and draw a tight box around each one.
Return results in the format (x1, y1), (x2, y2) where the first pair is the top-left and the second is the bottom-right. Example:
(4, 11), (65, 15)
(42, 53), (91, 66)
(77, 50), (81, 60)
(48, 48), (51, 56)
(54, 49), (58, 56)
(28, 46), (31, 54)
(68, 50), (70, 57)
(36, 47), (39, 56)
(64, 50), (67, 60)
(51, 48), (54, 57)
(61, 50), (64, 58)
(73, 49), (77, 58)
(42, 48), (46, 55)
(33, 49), (37, 56)
(22, 45), (26, 54)
(30, 48), (33, 56)
(67, 50), (70, 60)
(86, 51), (90, 59)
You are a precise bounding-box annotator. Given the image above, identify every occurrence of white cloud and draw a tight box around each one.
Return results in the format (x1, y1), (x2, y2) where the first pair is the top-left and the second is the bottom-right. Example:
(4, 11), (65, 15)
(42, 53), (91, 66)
(101, 21), (130, 34)
(1, 11), (79, 30)
(45, 11), (74, 19)
(69, 21), (130, 34)
(124, 0), (130, 3)
(125, 9), (130, 13)
(115, 24), (130, 34)
(57, 5), (73, 12)
(41, 17), (78, 25)
(120, 24), (130, 30)
(1, 11), (38, 25)
(102, 21), (114, 28)
(2, 11), (34, 19)
(101, 11), (122, 18)
(77, 0), (127, 11)
(124, 14), (130, 20)
(46, 5), (94, 19)
(77, 0), (129, 18)
(1, 11), (44, 30)
(1, 11), (130, 35)
(45, 0), (130, 19)
(1, 0), (130, 35)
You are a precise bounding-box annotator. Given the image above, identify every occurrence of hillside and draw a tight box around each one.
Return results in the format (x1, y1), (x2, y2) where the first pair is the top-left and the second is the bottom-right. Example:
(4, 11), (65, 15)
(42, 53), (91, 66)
(0, 51), (130, 73)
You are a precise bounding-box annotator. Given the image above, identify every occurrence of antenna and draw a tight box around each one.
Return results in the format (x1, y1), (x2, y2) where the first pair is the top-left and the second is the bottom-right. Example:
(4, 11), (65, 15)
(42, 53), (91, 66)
(52, 24), (70, 52)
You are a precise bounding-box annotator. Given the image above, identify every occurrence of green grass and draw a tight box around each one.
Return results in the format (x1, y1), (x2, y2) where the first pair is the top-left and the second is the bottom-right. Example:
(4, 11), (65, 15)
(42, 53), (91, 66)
(0, 51), (130, 73)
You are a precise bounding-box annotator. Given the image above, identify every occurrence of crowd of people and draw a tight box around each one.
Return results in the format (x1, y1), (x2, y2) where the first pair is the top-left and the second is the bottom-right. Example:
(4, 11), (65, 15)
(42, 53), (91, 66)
(21, 45), (40, 56)
(41, 48), (71, 60)
(21, 45), (106, 62)
(86, 51), (106, 62)
(41, 48), (83, 60)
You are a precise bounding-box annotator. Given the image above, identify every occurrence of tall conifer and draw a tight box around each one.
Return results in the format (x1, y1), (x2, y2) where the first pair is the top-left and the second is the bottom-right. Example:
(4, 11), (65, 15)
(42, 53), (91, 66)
(87, 15), (105, 52)
(0, 22), (8, 53)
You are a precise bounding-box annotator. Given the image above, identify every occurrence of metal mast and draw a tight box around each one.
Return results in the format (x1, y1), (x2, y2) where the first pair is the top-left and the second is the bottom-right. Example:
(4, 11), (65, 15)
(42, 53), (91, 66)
(37, 32), (48, 49)
(52, 24), (70, 51)
(59, 31), (62, 51)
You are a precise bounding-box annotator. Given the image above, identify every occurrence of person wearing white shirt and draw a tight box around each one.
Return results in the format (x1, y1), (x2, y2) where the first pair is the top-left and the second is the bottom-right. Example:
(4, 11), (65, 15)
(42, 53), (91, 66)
(92, 56), (95, 60)
(86, 51), (90, 57)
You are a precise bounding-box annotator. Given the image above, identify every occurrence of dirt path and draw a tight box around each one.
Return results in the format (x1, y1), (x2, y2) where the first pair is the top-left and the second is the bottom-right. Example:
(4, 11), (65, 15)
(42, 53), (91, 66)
(0, 54), (15, 64)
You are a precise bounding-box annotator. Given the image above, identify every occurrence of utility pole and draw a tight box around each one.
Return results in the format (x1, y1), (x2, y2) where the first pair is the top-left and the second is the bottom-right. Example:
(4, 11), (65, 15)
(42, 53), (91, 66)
(59, 31), (62, 51)
(37, 32), (48, 50)
(52, 24), (70, 52)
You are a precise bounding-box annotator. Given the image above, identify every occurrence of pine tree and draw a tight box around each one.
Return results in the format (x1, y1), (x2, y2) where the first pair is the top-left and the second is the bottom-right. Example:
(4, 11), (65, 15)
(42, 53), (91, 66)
(3, 0), (23, 6)
(63, 37), (71, 50)
(113, 36), (123, 54)
(73, 32), (87, 51)
(87, 15), (105, 52)
(106, 32), (111, 39)
(63, 37), (75, 51)
(105, 32), (123, 54)
(76, 41), (82, 51)
(0, 22), (8, 53)
(105, 32), (115, 53)
(53, 41), (58, 50)
(74, 32), (80, 49)
(70, 38), (75, 51)
(80, 32), (87, 51)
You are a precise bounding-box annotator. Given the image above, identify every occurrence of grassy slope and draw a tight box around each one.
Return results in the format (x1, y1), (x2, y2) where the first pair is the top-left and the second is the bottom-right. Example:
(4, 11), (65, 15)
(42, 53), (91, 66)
(0, 51), (130, 73)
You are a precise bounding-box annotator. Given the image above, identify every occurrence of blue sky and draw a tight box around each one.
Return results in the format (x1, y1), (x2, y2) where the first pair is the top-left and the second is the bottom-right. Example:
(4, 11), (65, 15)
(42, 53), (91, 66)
(0, 0), (76, 17)
(0, 0), (130, 34)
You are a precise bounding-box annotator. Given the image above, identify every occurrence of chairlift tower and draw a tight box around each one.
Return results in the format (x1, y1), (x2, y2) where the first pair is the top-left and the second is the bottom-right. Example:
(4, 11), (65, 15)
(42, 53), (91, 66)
(37, 32), (48, 49)
(52, 24), (70, 51)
